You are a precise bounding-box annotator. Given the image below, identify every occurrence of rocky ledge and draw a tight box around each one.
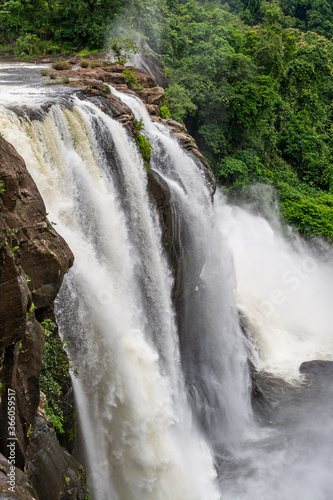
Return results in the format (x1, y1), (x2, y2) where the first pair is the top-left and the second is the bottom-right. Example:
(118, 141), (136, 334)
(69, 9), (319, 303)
(45, 61), (216, 196)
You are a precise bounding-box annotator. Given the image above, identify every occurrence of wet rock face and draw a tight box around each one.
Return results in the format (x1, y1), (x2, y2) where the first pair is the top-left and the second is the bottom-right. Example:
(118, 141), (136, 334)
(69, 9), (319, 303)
(127, 37), (169, 88)
(0, 136), (73, 469)
(0, 453), (38, 500)
(26, 416), (87, 500)
(300, 360), (333, 378)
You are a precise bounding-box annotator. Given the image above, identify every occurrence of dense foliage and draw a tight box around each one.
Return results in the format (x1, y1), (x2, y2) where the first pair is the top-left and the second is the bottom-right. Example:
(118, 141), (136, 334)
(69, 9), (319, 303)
(108, 0), (333, 241)
(0, 0), (123, 51)
(2, 0), (333, 240)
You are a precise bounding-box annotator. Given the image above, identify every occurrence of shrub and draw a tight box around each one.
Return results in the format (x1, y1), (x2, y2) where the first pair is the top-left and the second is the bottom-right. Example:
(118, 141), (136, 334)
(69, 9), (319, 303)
(136, 134), (151, 166)
(51, 60), (72, 71)
(160, 104), (171, 119)
(89, 59), (104, 69)
(37, 40), (60, 56)
(102, 84), (111, 94)
(79, 59), (89, 68)
(48, 72), (57, 80)
(122, 69), (143, 90)
(40, 69), (49, 76)
(61, 76), (69, 84)
(134, 118), (144, 132)
(14, 33), (40, 56)
(40, 319), (78, 437)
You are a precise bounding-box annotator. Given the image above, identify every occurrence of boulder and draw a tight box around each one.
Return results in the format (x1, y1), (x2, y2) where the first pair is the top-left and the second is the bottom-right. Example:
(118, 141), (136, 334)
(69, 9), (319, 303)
(137, 86), (165, 106)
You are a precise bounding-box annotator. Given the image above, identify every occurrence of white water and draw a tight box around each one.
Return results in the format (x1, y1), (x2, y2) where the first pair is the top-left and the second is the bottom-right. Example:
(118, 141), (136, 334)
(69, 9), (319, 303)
(214, 191), (333, 499)
(112, 89), (252, 452)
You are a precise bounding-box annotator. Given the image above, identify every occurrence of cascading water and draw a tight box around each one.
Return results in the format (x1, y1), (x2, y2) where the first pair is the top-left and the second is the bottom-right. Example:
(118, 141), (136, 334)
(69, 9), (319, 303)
(111, 89), (252, 453)
(1, 65), (244, 499)
(217, 192), (333, 380)
(2, 63), (333, 500)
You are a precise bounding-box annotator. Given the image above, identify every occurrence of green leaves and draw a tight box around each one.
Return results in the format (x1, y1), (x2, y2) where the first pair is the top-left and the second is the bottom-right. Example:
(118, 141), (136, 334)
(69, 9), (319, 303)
(108, 38), (140, 65)
(40, 319), (73, 436)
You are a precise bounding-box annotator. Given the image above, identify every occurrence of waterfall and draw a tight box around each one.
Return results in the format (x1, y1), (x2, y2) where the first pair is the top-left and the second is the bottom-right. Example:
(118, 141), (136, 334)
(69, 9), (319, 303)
(0, 87), (250, 498)
(2, 63), (333, 500)
(217, 193), (333, 380)
(112, 89), (252, 452)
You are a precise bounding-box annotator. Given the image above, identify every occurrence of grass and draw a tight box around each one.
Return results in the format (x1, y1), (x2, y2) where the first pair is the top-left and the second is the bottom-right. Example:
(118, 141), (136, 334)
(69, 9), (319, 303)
(89, 59), (104, 69)
(51, 60), (72, 70)
(77, 48), (100, 57)
(79, 59), (90, 68)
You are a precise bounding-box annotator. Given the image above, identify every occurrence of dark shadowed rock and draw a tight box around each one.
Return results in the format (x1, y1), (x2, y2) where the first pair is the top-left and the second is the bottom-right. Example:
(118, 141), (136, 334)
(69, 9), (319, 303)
(300, 360), (333, 378)
(0, 453), (38, 499)
(26, 416), (87, 500)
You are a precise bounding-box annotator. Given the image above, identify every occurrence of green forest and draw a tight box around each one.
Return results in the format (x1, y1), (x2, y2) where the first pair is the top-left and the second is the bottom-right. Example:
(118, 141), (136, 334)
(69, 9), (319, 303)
(2, 0), (333, 241)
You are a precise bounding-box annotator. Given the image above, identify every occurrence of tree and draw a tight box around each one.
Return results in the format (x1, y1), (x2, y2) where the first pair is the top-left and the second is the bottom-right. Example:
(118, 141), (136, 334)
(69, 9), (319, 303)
(107, 37), (140, 65)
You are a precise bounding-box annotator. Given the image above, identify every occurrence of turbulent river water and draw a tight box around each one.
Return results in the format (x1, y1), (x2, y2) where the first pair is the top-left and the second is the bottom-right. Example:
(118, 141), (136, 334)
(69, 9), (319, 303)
(1, 62), (333, 500)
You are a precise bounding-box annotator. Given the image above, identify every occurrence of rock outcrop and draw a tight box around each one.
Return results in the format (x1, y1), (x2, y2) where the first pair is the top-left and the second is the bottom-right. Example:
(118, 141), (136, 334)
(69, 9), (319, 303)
(300, 360), (333, 378)
(26, 416), (86, 500)
(0, 137), (86, 499)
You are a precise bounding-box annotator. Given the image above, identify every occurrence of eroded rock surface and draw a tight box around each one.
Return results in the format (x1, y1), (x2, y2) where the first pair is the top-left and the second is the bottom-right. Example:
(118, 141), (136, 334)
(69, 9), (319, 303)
(26, 416), (87, 500)
(0, 137), (76, 495)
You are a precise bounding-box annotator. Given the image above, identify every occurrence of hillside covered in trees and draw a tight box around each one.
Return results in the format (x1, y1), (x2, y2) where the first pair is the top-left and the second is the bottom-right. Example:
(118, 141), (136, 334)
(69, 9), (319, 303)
(2, 0), (333, 241)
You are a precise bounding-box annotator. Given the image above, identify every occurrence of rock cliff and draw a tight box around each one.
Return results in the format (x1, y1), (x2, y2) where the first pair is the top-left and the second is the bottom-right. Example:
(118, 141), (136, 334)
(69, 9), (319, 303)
(0, 137), (86, 499)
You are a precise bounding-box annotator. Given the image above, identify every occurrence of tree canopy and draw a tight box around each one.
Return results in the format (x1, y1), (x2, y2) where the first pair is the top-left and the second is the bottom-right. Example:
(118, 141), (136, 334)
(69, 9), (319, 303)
(3, 0), (333, 241)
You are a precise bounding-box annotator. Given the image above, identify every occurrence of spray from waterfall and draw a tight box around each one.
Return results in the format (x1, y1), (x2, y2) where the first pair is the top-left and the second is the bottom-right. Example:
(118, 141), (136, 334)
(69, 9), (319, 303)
(216, 190), (333, 380)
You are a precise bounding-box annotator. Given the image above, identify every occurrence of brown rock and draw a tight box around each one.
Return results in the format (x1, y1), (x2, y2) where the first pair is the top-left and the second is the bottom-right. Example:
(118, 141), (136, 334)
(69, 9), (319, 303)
(138, 86), (165, 106)
(103, 72), (127, 85)
(0, 136), (73, 468)
(145, 104), (161, 116)
(0, 453), (38, 499)
(127, 67), (157, 88)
